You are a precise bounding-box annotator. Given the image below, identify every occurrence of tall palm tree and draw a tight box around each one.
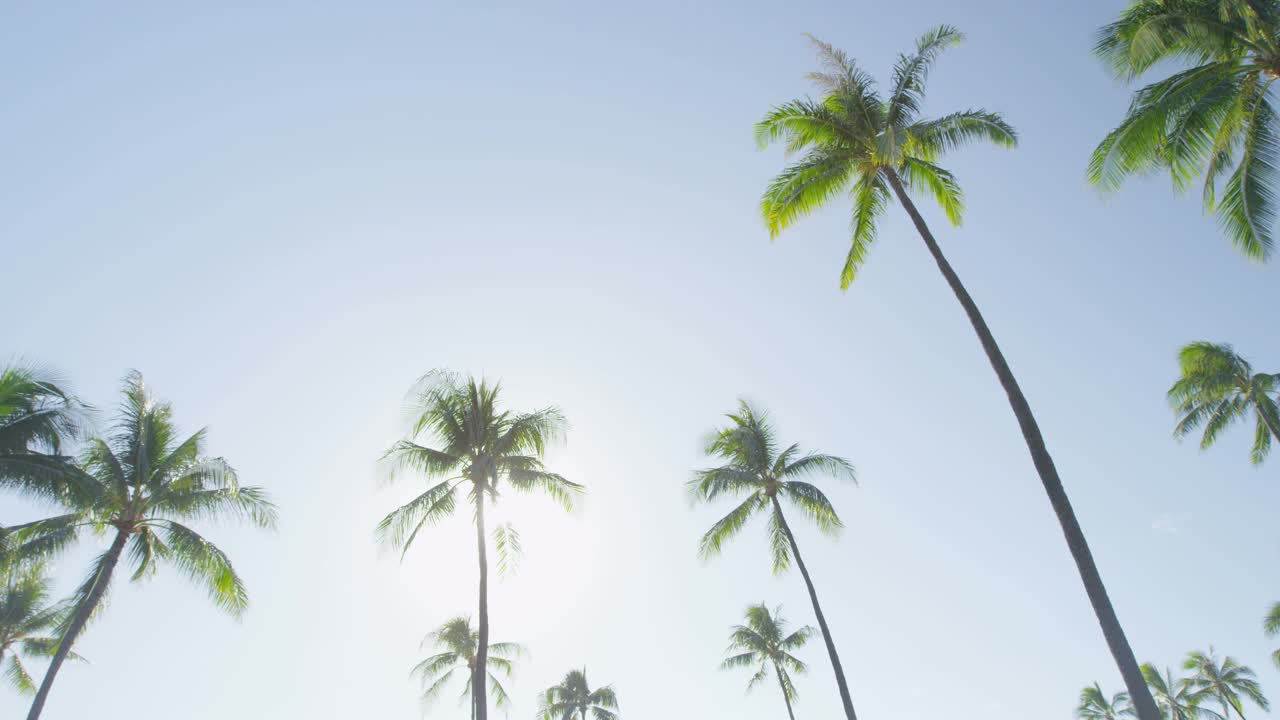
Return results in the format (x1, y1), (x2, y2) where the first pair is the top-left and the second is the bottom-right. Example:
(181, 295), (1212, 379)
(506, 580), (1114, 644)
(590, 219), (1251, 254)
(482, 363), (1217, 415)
(689, 401), (857, 720)
(0, 364), (87, 570)
(721, 603), (812, 720)
(1168, 342), (1280, 464)
(1142, 664), (1223, 720)
(1265, 603), (1280, 669)
(20, 371), (277, 720)
(377, 371), (580, 720)
(1077, 683), (1135, 720)
(1091, 0), (1280, 260)
(537, 668), (619, 720)
(412, 616), (524, 718)
(0, 570), (81, 695)
(1183, 648), (1270, 720)
(756, 27), (1160, 720)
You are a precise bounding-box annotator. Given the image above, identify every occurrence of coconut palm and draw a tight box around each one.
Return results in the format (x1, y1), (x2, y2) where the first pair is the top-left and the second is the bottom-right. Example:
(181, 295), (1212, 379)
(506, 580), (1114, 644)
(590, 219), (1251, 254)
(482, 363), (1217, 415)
(0, 364), (87, 571)
(412, 616), (524, 719)
(689, 401), (857, 720)
(1183, 648), (1270, 720)
(1143, 664), (1222, 720)
(0, 570), (81, 695)
(377, 371), (580, 720)
(537, 668), (619, 720)
(20, 371), (277, 720)
(721, 603), (812, 720)
(1168, 342), (1280, 464)
(1265, 603), (1280, 669)
(1092, 0), (1280, 260)
(756, 27), (1159, 720)
(1078, 684), (1135, 720)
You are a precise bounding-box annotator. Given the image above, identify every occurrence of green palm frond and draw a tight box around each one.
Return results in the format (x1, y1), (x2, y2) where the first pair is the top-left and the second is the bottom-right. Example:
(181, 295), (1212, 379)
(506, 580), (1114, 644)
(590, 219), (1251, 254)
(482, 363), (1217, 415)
(886, 25), (964, 128)
(1169, 341), (1280, 464)
(698, 494), (765, 561)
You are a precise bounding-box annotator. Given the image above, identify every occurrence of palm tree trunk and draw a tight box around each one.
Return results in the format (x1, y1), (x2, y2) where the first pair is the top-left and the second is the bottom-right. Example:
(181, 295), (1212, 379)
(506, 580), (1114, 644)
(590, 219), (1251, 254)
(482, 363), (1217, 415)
(883, 170), (1160, 720)
(770, 496), (857, 720)
(473, 489), (490, 720)
(774, 663), (798, 720)
(27, 527), (128, 720)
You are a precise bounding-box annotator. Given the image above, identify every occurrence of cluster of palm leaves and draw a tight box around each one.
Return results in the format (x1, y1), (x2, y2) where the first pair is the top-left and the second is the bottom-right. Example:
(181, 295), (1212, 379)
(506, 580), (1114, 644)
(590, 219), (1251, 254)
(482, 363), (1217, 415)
(1080, 649), (1270, 720)
(0, 365), (277, 719)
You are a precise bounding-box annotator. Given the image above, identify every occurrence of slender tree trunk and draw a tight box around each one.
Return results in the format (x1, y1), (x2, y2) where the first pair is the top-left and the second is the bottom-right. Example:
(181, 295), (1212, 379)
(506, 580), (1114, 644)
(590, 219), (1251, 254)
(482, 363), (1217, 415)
(27, 528), (128, 720)
(774, 663), (798, 720)
(770, 497), (857, 720)
(883, 170), (1160, 720)
(473, 490), (490, 720)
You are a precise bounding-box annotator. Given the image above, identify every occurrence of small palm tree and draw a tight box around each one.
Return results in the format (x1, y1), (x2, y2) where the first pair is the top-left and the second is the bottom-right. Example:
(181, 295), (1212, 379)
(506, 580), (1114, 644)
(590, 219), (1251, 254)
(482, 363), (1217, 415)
(757, 28), (1159, 720)
(689, 401), (857, 720)
(1142, 664), (1222, 720)
(537, 668), (619, 720)
(0, 570), (81, 695)
(1265, 603), (1280, 669)
(1183, 648), (1270, 720)
(378, 371), (581, 720)
(20, 371), (277, 720)
(1168, 342), (1280, 464)
(412, 616), (523, 719)
(1077, 683), (1135, 720)
(721, 603), (812, 720)
(1092, 0), (1280, 260)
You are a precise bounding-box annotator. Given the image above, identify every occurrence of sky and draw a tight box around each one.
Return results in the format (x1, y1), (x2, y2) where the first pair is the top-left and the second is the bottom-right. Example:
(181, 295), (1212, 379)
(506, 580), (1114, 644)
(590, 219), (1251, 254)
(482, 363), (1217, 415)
(2, 1), (1278, 719)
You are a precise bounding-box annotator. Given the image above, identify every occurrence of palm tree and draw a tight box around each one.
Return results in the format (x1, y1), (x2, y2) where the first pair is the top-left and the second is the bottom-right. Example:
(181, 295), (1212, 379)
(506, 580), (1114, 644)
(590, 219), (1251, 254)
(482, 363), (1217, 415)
(537, 668), (619, 720)
(756, 27), (1160, 720)
(0, 569), (81, 695)
(1142, 664), (1222, 720)
(412, 616), (524, 718)
(1091, 0), (1280, 260)
(377, 371), (580, 720)
(1077, 683), (1135, 720)
(20, 371), (277, 720)
(689, 401), (857, 720)
(1265, 603), (1280, 669)
(1168, 342), (1280, 464)
(721, 603), (812, 720)
(1182, 648), (1270, 720)
(0, 364), (87, 570)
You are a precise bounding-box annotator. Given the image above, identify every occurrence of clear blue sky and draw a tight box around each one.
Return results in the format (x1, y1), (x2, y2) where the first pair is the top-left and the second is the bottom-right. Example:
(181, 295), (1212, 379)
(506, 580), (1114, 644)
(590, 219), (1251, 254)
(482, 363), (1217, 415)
(2, 1), (1278, 719)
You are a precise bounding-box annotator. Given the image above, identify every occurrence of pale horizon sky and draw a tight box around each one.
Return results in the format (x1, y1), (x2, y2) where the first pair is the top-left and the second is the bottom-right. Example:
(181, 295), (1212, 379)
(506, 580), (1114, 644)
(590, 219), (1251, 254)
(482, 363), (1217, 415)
(3, 1), (1278, 719)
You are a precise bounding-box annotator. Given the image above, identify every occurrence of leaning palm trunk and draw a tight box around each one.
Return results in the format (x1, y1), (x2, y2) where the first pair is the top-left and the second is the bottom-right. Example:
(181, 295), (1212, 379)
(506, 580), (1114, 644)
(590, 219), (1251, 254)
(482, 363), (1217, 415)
(774, 664), (797, 720)
(473, 489), (490, 720)
(884, 170), (1159, 720)
(27, 528), (128, 720)
(770, 496), (856, 720)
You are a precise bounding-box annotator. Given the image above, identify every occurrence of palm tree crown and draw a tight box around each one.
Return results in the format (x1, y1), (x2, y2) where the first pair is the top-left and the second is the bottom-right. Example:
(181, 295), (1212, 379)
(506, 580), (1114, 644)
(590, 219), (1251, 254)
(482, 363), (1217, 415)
(537, 668), (619, 720)
(1077, 683), (1135, 720)
(721, 603), (811, 720)
(1092, 0), (1280, 260)
(757, 26), (1016, 288)
(1265, 602), (1280, 669)
(0, 364), (86, 570)
(412, 616), (523, 715)
(1142, 664), (1222, 720)
(1182, 648), (1269, 720)
(689, 401), (853, 572)
(0, 570), (80, 695)
(377, 371), (580, 555)
(1168, 342), (1280, 464)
